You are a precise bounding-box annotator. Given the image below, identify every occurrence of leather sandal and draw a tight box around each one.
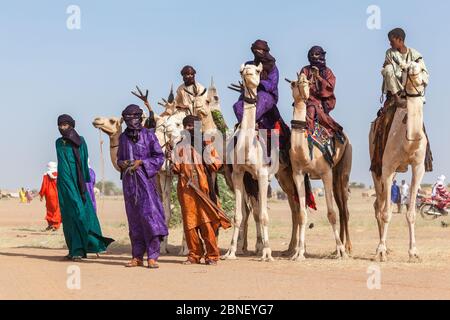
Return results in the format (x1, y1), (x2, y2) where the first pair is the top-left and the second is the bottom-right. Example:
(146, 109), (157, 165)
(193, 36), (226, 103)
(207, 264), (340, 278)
(125, 258), (144, 268)
(147, 259), (159, 269)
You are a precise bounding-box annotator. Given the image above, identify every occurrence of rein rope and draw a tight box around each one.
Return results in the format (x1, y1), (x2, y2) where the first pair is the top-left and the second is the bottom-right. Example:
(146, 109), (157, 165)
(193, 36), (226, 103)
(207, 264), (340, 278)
(98, 129), (106, 214)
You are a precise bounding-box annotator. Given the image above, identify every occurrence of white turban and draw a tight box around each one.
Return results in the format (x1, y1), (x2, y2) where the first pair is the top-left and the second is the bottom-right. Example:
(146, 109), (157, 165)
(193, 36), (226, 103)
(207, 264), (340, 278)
(46, 161), (57, 178)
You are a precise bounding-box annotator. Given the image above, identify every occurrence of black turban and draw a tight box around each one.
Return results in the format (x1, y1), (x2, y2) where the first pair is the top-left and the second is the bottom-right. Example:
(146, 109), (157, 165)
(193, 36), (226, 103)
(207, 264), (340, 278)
(57, 114), (76, 128)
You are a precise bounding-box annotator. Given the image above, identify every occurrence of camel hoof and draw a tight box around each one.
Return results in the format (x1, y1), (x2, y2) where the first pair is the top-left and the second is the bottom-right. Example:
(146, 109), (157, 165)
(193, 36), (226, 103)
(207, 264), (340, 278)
(291, 253), (306, 262)
(375, 252), (387, 262)
(221, 251), (238, 260)
(408, 254), (422, 263)
(260, 248), (274, 262)
(260, 256), (274, 262)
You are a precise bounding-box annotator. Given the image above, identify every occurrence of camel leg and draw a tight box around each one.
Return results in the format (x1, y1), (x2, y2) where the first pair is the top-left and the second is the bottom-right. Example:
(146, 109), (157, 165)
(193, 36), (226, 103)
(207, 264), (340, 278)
(375, 169), (396, 262)
(283, 196), (299, 256)
(158, 172), (171, 254)
(258, 173), (273, 261)
(322, 171), (347, 259)
(291, 171), (307, 261)
(333, 143), (352, 254)
(407, 163), (424, 262)
(221, 170), (244, 260)
(372, 173), (384, 242)
(276, 168), (300, 257)
(237, 198), (250, 255)
(251, 196), (264, 256)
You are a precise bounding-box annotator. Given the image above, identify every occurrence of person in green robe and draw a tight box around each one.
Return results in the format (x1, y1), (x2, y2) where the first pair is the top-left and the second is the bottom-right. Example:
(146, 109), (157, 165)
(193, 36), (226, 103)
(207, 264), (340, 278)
(56, 114), (114, 261)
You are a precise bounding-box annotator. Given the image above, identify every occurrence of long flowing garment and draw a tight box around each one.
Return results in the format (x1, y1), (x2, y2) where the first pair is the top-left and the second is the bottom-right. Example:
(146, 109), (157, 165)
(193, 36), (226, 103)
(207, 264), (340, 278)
(233, 63), (290, 160)
(86, 168), (97, 213)
(300, 66), (343, 136)
(39, 173), (62, 229)
(117, 128), (168, 261)
(56, 137), (114, 257)
(172, 143), (230, 263)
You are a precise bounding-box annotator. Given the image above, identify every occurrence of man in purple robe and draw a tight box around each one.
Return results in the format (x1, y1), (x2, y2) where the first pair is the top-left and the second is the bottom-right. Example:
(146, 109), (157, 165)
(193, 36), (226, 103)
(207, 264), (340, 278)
(233, 39), (290, 163)
(86, 159), (97, 213)
(117, 104), (168, 269)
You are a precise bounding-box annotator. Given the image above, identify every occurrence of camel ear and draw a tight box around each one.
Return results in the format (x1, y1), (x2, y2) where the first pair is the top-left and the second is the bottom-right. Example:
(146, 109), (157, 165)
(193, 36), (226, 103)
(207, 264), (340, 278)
(256, 63), (263, 73)
(240, 64), (245, 74)
(119, 117), (124, 125)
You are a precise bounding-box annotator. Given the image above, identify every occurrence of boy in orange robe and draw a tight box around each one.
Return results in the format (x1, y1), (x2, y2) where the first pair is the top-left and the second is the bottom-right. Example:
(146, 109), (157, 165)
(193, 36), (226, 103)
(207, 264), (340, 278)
(39, 162), (62, 231)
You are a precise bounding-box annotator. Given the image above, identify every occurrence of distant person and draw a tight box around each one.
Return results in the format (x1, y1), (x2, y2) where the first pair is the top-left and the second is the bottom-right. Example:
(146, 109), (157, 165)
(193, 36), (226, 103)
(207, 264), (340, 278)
(432, 175), (450, 215)
(19, 188), (27, 203)
(39, 162), (61, 231)
(86, 159), (97, 214)
(391, 180), (401, 213)
(56, 114), (114, 261)
(400, 180), (410, 212)
(25, 189), (33, 203)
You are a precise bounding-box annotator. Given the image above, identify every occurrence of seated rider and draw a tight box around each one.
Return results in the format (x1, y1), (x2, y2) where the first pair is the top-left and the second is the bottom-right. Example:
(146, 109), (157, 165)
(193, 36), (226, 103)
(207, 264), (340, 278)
(432, 175), (450, 215)
(232, 39), (290, 163)
(299, 46), (344, 141)
(381, 28), (429, 110)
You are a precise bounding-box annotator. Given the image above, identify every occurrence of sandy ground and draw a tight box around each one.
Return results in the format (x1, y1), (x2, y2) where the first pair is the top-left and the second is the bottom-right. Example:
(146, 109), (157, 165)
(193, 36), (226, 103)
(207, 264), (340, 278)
(1, 191), (450, 300)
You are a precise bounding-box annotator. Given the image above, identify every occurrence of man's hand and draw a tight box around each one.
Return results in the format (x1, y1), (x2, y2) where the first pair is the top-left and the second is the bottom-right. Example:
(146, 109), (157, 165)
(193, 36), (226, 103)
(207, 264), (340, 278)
(311, 66), (320, 79)
(118, 160), (130, 171)
(130, 160), (143, 172)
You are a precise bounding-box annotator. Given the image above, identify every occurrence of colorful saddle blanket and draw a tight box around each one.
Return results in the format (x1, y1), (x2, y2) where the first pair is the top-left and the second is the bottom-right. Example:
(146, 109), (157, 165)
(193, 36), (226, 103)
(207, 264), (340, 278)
(307, 122), (336, 167)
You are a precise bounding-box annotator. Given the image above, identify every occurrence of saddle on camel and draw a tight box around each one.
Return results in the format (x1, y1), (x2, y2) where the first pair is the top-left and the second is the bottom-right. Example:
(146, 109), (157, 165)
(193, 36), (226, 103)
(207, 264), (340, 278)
(370, 28), (433, 177)
(297, 46), (346, 168)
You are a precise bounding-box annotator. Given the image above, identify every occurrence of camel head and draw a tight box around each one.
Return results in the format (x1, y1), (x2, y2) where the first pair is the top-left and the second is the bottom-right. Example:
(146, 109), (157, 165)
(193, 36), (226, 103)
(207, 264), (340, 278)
(405, 62), (425, 95)
(240, 63), (263, 92)
(289, 72), (310, 103)
(155, 113), (184, 149)
(92, 116), (123, 137)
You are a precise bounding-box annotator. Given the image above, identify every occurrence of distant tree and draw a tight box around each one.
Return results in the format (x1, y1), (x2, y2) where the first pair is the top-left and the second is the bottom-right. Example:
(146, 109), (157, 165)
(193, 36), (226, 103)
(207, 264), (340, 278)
(95, 181), (122, 196)
(350, 182), (366, 189)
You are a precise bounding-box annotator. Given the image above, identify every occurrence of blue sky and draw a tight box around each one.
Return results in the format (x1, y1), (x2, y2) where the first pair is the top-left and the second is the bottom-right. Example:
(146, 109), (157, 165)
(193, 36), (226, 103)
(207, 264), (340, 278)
(1, 0), (449, 190)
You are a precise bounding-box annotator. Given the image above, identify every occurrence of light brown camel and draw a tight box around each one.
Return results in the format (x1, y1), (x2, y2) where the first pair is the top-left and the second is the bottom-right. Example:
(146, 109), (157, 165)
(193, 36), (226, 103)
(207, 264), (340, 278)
(222, 63), (302, 261)
(287, 72), (352, 260)
(369, 61), (428, 262)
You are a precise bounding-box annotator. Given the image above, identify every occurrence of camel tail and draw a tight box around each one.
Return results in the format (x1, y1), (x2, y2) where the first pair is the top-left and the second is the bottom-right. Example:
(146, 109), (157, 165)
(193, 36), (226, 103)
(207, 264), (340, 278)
(332, 142), (353, 254)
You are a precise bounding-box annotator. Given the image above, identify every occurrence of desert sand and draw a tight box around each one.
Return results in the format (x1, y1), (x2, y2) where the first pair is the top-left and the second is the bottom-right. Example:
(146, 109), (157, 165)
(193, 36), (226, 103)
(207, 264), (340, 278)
(1, 190), (450, 300)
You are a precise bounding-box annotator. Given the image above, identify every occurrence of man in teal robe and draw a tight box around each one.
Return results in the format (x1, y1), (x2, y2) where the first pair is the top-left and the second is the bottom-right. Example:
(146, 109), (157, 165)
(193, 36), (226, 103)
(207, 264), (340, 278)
(56, 114), (114, 260)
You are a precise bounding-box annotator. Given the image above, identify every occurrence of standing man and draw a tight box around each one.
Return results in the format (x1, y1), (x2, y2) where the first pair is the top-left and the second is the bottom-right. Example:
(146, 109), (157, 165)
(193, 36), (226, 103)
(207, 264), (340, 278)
(171, 115), (231, 265)
(400, 179), (410, 213)
(117, 104), (168, 269)
(299, 46), (343, 139)
(391, 180), (401, 213)
(39, 161), (61, 231)
(56, 114), (114, 261)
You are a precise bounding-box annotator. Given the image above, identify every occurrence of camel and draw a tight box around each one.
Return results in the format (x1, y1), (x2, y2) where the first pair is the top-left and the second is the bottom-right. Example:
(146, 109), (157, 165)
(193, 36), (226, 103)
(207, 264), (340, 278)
(222, 63), (302, 261)
(287, 72), (352, 261)
(369, 61), (428, 262)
